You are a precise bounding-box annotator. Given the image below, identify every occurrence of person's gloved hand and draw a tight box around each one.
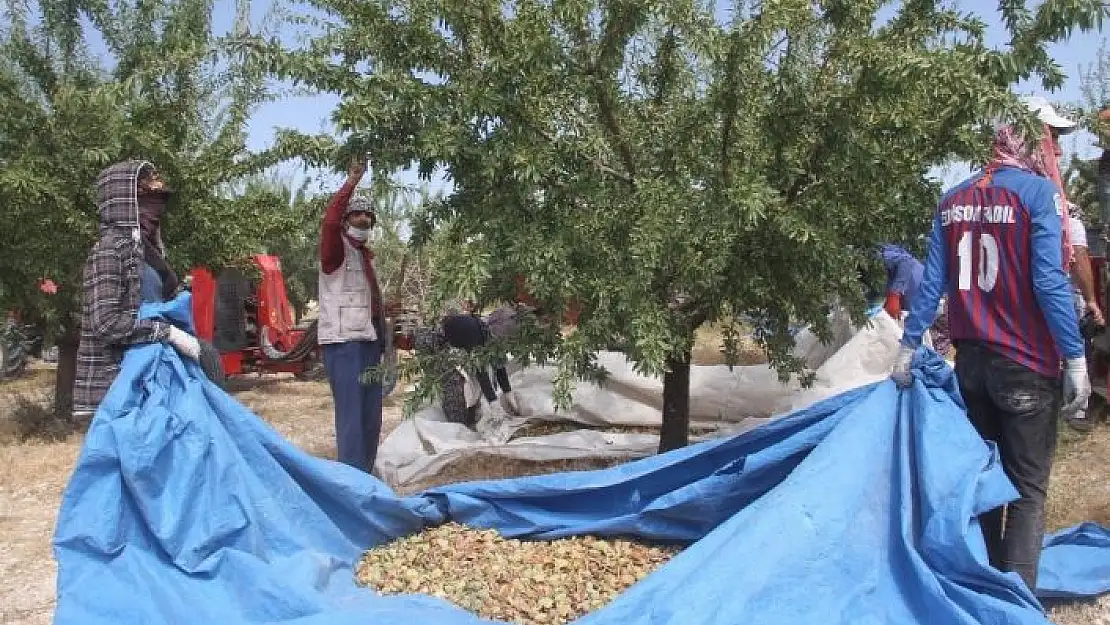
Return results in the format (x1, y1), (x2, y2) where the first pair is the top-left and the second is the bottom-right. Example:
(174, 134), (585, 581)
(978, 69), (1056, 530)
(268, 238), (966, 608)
(1086, 300), (1106, 327)
(891, 345), (915, 389)
(1062, 357), (1092, 417)
(166, 326), (201, 361)
(883, 292), (902, 319)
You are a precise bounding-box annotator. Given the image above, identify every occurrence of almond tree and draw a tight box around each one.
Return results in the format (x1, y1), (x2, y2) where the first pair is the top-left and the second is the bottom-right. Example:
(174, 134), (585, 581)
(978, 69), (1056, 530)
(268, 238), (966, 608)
(1065, 40), (1110, 229)
(0, 0), (298, 418)
(275, 0), (1107, 451)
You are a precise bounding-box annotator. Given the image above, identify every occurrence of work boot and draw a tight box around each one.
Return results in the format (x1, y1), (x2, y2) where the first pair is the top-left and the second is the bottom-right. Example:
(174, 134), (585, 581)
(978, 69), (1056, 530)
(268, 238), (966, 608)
(1066, 410), (1095, 433)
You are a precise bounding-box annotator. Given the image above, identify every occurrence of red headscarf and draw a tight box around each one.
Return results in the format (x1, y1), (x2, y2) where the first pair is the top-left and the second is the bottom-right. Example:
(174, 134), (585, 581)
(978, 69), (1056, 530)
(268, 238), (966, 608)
(980, 124), (1073, 266)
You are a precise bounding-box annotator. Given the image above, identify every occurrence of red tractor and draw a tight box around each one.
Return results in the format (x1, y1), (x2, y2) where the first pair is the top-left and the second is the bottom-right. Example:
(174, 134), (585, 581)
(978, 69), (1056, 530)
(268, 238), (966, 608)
(189, 254), (321, 385)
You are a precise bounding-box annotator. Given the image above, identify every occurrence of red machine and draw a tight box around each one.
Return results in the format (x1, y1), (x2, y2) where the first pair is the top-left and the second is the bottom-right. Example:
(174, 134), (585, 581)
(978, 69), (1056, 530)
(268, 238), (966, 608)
(1088, 250), (1110, 405)
(1079, 218), (1110, 426)
(190, 254), (319, 378)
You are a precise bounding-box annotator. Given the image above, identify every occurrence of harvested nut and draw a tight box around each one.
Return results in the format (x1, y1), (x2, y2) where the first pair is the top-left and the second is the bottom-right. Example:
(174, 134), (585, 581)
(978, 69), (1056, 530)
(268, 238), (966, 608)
(356, 523), (679, 625)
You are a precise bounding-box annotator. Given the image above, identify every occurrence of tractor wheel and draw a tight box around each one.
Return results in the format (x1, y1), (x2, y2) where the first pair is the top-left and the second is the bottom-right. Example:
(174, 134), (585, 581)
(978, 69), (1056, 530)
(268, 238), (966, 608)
(0, 329), (27, 380)
(198, 340), (227, 388)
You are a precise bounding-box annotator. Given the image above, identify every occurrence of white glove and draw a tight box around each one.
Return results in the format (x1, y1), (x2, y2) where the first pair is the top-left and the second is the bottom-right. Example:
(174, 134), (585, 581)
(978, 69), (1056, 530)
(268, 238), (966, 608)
(891, 345), (914, 389)
(1062, 357), (1092, 417)
(166, 326), (201, 361)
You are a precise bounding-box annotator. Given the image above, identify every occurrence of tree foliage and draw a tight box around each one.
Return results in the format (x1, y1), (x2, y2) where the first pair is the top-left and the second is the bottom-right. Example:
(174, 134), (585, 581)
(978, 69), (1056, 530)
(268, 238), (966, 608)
(235, 168), (445, 321)
(230, 169), (321, 320)
(1066, 39), (1110, 229)
(0, 0), (299, 414)
(273, 0), (1107, 449)
(1068, 153), (1103, 229)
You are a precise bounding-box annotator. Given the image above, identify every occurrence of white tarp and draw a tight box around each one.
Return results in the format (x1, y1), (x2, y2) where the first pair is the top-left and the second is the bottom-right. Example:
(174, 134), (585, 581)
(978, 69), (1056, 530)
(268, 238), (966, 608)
(375, 310), (905, 489)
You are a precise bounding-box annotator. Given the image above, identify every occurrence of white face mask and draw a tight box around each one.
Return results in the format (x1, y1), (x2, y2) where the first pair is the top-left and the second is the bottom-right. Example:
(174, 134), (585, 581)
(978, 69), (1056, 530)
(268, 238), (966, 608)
(346, 225), (370, 242)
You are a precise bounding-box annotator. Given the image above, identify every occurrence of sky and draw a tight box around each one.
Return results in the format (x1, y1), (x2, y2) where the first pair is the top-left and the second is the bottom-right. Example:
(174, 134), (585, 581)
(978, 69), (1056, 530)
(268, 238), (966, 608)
(146, 0), (1110, 194)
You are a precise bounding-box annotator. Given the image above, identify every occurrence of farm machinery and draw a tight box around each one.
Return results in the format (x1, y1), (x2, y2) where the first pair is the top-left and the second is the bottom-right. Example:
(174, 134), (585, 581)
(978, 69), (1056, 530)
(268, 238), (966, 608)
(188, 254), (413, 394)
(0, 313), (41, 381)
(189, 255), (319, 385)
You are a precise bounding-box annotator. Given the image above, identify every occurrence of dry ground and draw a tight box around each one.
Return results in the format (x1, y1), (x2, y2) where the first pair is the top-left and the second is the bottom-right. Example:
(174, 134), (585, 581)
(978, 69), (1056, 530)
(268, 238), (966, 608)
(3, 337), (1110, 624)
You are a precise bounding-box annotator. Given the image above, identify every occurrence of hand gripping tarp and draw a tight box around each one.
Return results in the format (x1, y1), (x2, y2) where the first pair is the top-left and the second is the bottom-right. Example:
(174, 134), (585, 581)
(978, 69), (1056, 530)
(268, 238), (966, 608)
(53, 295), (1110, 624)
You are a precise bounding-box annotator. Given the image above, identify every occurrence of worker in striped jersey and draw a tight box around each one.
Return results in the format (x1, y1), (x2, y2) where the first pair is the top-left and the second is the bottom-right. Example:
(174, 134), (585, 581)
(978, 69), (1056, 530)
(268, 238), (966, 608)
(891, 97), (1089, 591)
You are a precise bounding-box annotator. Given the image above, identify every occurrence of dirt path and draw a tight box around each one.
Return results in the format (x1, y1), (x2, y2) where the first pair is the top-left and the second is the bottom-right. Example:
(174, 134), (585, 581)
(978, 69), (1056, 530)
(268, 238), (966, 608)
(0, 439), (81, 625)
(3, 365), (1110, 624)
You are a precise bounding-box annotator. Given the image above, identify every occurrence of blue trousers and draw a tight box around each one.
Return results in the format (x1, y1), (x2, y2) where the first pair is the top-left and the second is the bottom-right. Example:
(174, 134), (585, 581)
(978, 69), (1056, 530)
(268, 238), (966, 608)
(322, 340), (383, 474)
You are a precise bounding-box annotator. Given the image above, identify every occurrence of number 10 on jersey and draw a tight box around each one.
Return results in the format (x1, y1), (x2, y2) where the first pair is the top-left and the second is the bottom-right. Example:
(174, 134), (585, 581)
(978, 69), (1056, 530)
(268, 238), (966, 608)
(957, 231), (999, 292)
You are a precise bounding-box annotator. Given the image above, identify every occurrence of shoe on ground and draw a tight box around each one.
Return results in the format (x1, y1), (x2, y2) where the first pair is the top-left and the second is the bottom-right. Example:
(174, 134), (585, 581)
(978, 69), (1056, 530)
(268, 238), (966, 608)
(1066, 412), (1095, 433)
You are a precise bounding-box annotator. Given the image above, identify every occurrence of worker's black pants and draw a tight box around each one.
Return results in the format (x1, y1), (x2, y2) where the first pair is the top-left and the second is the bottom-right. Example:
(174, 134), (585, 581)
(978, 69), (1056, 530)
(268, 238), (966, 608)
(954, 341), (1061, 592)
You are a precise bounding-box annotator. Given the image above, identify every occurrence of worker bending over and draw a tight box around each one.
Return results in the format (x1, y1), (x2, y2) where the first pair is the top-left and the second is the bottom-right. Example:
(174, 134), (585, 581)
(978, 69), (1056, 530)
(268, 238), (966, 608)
(880, 244), (951, 357)
(879, 244), (923, 320)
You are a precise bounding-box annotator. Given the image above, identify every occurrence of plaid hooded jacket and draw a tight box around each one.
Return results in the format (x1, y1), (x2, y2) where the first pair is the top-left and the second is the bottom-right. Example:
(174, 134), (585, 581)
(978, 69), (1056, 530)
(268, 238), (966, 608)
(73, 160), (171, 414)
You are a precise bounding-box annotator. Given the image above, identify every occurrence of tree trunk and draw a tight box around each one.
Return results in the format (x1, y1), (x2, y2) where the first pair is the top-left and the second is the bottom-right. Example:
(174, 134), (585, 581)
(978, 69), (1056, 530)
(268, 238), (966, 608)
(658, 350), (692, 453)
(53, 324), (78, 419)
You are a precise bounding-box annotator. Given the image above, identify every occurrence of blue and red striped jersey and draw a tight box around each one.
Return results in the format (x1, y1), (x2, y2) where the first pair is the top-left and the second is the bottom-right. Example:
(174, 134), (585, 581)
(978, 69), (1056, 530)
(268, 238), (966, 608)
(902, 166), (1083, 377)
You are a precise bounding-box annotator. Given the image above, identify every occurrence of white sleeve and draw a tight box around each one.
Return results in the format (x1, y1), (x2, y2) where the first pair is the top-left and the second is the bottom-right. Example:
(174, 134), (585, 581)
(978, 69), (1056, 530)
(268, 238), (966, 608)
(1069, 217), (1088, 248)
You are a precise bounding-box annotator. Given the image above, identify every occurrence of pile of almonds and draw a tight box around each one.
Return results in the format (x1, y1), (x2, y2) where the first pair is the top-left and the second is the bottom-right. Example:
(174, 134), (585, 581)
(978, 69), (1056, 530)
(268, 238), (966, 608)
(356, 522), (680, 624)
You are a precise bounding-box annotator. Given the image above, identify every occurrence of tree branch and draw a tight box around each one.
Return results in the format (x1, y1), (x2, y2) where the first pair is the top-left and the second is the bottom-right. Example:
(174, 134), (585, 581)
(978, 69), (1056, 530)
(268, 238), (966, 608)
(475, 4), (631, 187)
(590, 75), (637, 188)
(477, 3), (508, 56)
(535, 128), (633, 185)
(593, 159), (635, 184)
(720, 13), (780, 188)
(785, 142), (826, 204)
(784, 35), (847, 203)
(653, 27), (677, 106)
(587, 2), (644, 190)
(689, 309), (711, 330)
(720, 27), (745, 188)
(668, 291), (711, 326)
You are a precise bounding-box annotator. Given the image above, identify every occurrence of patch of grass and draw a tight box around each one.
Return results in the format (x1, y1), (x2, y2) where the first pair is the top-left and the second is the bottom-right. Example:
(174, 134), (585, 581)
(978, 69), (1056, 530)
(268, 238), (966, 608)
(10, 392), (73, 443)
(1046, 420), (1110, 532)
(1045, 419), (1110, 625)
(691, 322), (767, 367)
(0, 364), (55, 395)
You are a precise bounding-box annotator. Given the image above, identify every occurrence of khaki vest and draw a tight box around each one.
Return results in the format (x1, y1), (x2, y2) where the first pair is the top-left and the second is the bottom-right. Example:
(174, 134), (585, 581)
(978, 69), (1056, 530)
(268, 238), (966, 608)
(318, 237), (378, 344)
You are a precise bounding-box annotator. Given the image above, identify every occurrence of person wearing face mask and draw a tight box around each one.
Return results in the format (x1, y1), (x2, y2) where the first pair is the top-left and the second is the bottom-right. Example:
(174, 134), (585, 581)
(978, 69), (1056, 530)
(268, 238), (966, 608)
(317, 157), (395, 473)
(73, 161), (200, 424)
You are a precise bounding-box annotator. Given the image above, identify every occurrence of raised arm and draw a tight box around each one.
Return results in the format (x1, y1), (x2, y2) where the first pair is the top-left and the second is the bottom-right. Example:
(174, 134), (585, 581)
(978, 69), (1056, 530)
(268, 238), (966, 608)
(320, 158), (367, 274)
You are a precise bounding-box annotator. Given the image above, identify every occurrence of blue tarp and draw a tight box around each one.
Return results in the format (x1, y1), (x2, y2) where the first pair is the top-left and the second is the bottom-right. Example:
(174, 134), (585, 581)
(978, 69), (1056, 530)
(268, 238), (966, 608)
(53, 295), (1110, 624)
